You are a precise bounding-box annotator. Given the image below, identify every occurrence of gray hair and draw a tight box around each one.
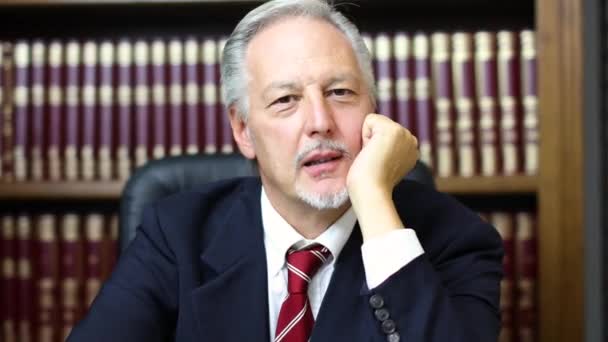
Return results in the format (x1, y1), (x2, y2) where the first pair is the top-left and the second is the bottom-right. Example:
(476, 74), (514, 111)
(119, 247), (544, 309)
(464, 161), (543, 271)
(220, 0), (377, 121)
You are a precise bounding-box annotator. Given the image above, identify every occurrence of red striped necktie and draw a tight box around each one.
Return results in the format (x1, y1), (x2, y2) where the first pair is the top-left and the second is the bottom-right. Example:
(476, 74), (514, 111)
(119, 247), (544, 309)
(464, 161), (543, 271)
(274, 244), (331, 342)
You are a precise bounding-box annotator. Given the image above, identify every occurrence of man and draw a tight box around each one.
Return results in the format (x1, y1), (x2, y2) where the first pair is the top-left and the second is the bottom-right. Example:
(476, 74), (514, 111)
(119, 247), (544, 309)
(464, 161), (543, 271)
(69, 0), (503, 341)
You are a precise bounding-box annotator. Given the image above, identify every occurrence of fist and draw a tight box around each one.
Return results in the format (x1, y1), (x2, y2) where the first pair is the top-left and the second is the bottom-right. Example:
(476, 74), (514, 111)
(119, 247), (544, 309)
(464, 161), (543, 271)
(346, 114), (419, 202)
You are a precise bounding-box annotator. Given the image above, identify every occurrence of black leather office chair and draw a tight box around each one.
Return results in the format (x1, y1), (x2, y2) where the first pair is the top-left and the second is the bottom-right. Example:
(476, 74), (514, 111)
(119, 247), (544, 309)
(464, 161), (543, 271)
(119, 154), (435, 252)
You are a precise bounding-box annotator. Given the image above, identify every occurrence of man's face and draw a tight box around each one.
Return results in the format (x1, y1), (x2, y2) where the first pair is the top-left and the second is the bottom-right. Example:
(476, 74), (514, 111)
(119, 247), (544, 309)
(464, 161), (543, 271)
(235, 16), (374, 210)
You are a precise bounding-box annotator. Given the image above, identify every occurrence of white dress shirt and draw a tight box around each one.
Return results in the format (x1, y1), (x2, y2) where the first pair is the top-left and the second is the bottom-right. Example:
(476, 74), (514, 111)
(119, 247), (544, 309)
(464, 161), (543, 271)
(261, 188), (424, 341)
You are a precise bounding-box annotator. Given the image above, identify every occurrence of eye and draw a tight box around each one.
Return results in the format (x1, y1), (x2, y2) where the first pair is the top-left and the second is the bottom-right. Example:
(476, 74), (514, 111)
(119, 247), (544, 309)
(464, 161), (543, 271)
(327, 88), (354, 97)
(271, 95), (298, 106)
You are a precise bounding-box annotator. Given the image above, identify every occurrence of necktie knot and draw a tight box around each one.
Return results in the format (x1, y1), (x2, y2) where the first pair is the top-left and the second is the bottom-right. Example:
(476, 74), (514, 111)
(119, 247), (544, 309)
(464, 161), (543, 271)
(286, 244), (331, 294)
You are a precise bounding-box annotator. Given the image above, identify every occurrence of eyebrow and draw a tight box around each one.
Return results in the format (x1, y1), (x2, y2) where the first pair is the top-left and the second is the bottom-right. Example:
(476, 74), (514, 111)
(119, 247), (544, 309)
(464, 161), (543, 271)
(261, 72), (361, 100)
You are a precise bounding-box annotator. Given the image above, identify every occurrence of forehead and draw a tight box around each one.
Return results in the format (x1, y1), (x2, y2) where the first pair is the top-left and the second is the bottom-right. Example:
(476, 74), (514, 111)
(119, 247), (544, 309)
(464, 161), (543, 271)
(245, 16), (362, 88)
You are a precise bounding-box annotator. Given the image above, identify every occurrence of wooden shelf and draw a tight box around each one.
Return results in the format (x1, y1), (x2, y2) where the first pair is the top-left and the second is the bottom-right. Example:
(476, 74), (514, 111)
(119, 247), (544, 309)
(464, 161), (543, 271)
(0, 176), (537, 200)
(436, 175), (538, 195)
(0, 181), (125, 200)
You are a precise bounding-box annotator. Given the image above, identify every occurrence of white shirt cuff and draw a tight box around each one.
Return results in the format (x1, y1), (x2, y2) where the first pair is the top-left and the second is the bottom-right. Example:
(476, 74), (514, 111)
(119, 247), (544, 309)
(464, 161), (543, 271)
(361, 228), (424, 289)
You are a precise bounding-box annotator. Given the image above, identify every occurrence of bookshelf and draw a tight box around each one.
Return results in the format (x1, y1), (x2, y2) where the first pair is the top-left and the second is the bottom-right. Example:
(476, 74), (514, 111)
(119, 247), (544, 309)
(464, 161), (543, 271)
(0, 0), (585, 342)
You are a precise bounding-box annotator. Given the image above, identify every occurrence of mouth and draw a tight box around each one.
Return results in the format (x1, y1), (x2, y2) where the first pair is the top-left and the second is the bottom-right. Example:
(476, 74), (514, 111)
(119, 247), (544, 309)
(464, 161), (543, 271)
(299, 150), (345, 178)
(301, 150), (344, 168)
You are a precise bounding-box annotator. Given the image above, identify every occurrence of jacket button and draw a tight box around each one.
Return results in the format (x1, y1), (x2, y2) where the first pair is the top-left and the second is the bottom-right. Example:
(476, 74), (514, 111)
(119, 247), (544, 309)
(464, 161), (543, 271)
(374, 308), (390, 322)
(369, 294), (384, 309)
(387, 332), (400, 342)
(382, 319), (396, 334)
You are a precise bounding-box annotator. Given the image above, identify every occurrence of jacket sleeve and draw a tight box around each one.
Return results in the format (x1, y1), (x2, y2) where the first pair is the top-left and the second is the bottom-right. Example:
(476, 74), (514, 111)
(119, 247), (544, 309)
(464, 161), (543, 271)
(67, 204), (178, 342)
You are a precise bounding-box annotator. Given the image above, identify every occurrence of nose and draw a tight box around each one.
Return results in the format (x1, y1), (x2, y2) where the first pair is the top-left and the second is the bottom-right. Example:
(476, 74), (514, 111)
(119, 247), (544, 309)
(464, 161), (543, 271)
(304, 92), (337, 138)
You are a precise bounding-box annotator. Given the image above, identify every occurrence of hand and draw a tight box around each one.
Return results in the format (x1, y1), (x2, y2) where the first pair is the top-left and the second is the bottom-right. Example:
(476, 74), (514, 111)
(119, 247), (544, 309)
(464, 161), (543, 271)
(346, 114), (419, 240)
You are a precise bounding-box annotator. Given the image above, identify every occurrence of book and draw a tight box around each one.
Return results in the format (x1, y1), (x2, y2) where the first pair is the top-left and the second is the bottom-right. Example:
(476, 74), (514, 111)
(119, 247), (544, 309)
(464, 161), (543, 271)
(47, 40), (63, 181)
(374, 33), (394, 120)
(134, 39), (151, 168)
(151, 38), (167, 160)
(474, 32), (501, 176)
(217, 37), (234, 154)
(431, 32), (455, 177)
(0, 42), (3, 180)
(413, 33), (434, 170)
(81, 40), (98, 180)
(64, 40), (81, 181)
(393, 32), (415, 132)
(84, 214), (104, 307)
(116, 39), (133, 180)
(36, 214), (59, 342)
(491, 212), (515, 342)
(59, 213), (83, 340)
(202, 38), (218, 154)
(13, 40), (29, 182)
(16, 214), (34, 342)
(98, 41), (115, 181)
(515, 211), (537, 342)
(2, 215), (17, 342)
(30, 40), (46, 181)
(2, 43), (14, 182)
(184, 36), (200, 155)
(169, 38), (185, 156)
(520, 30), (538, 175)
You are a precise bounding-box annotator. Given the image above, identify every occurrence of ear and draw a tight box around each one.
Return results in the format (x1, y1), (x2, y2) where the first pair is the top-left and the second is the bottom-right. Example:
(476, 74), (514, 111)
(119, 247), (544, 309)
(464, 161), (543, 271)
(229, 105), (256, 159)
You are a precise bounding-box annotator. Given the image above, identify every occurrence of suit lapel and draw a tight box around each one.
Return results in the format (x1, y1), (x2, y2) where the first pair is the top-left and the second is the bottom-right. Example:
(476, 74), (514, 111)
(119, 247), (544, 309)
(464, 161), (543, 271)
(190, 179), (270, 342)
(311, 224), (372, 341)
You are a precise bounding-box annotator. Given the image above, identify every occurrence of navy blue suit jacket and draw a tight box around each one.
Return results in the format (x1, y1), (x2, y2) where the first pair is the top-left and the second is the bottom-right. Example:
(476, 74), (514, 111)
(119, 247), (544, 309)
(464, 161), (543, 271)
(68, 177), (503, 341)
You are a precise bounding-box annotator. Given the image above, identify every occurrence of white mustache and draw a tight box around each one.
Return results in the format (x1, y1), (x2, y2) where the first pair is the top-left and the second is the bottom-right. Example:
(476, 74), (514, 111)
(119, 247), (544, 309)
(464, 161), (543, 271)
(294, 140), (351, 169)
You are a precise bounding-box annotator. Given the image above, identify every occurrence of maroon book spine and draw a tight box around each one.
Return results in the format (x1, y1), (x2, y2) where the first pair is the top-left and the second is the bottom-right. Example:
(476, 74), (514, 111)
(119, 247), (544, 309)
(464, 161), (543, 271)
(217, 37), (234, 154)
(59, 213), (83, 340)
(116, 40), (133, 180)
(13, 41), (30, 182)
(0, 43), (4, 179)
(168, 38), (184, 156)
(520, 30), (538, 175)
(374, 32), (394, 120)
(104, 213), (119, 278)
(515, 211), (537, 342)
(36, 214), (59, 342)
(134, 39), (151, 168)
(497, 31), (522, 175)
(202, 38), (218, 154)
(393, 32), (415, 133)
(64, 40), (81, 181)
(184, 37), (201, 155)
(84, 214), (104, 309)
(2, 43), (15, 182)
(47, 41), (63, 181)
(2, 215), (17, 342)
(16, 215), (34, 342)
(431, 32), (455, 178)
(151, 39), (167, 160)
(491, 212), (515, 342)
(475, 32), (501, 176)
(31, 40), (46, 181)
(98, 41), (114, 181)
(81, 41), (97, 181)
(413, 33), (434, 171)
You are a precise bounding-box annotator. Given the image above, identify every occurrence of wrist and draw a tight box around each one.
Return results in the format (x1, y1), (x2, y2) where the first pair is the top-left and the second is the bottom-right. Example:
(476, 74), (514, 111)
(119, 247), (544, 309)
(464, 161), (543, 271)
(350, 188), (404, 241)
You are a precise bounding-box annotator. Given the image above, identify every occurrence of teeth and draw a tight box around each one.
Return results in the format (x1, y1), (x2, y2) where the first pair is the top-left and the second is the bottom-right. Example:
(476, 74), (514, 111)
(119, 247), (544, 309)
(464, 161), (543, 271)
(307, 157), (337, 166)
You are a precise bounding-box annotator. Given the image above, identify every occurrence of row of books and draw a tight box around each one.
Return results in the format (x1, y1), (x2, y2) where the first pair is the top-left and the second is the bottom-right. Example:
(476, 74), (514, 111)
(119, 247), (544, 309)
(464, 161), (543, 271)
(0, 30), (537, 182)
(1, 209), (537, 342)
(1, 212), (118, 342)
(481, 211), (537, 342)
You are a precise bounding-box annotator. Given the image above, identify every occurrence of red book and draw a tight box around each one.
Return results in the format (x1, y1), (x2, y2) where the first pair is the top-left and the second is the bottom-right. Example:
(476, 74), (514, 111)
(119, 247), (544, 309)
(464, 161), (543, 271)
(2, 43), (14, 182)
(2, 215), (17, 342)
(36, 214), (60, 342)
(474, 32), (501, 176)
(374, 32), (394, 120)
(0, 42), (4, 179)
(515, 211), (537, 342)
(134, 39), (151, 168)
(13, 40), (30, 182)
(520, 30), (538, 175)
(98, 40), (115, 181)
(217, 37), (234, 154)
(84, 214), (104, 308)
(497, 31), (522, 175)
(451, 32), (479, 177)
(16, 214), (34, 342)
(202, 38), (218, 154)
(413, 33), (435, 171)
(116, 39), (133, 180)
(81, 40), (97, 180)
(47, 40), (63, 181)
(491, 212), (515, 342)
(168, 38), (185, 156)
(59, 213), (84, 340)
(64, 40), (81, 181)
(31, 40), (46, 181)
(184, 37), (201, 155)
(151, 39), (167, 160)
(431, 32), (455, 177)
(393, 32), (415, 133)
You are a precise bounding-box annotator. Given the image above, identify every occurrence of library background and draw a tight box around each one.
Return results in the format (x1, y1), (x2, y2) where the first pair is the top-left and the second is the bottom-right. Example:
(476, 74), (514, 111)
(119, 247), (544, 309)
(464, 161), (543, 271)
(0, 0), (605, 342)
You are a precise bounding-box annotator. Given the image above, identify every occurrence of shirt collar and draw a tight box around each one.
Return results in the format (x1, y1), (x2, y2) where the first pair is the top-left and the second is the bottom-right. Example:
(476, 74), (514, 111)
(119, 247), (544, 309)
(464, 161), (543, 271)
(261, 187), (356, 277)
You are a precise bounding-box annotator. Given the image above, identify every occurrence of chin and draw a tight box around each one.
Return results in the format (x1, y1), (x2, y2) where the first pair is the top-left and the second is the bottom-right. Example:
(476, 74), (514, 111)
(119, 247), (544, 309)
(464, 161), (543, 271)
(295, 185), (350, 210)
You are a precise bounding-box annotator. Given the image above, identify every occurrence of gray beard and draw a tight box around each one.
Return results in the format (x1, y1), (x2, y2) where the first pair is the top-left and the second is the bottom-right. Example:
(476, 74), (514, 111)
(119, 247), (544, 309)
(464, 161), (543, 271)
(295, 185), (350, 210)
